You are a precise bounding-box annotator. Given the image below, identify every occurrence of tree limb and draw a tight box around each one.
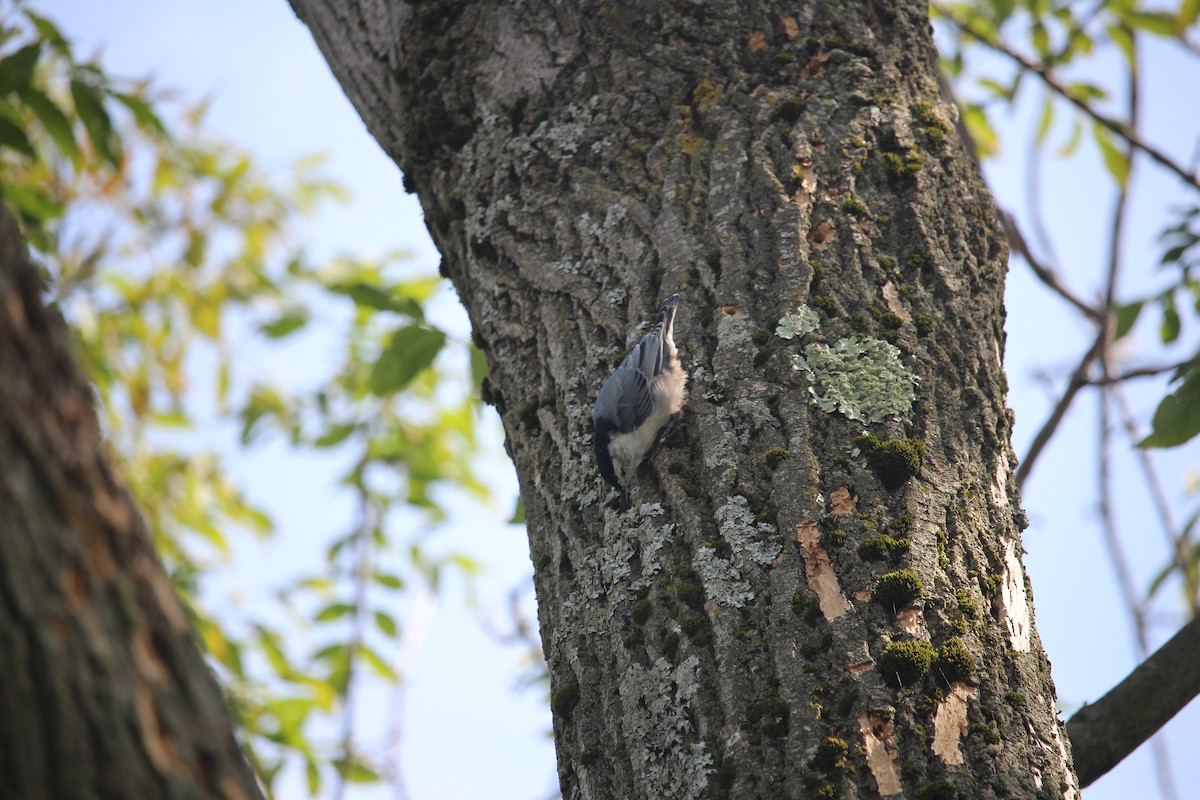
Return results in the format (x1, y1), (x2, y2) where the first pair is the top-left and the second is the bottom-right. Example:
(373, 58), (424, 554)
(1067, 613), (1200, 787)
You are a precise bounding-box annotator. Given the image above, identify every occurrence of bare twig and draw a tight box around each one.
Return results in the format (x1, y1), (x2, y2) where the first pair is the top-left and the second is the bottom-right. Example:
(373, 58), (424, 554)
(999, 208), (1100, 320)
(1015, 331), (1104, 489)
(1086, 356), (1200, 386)
(936, 5), (1200, 192)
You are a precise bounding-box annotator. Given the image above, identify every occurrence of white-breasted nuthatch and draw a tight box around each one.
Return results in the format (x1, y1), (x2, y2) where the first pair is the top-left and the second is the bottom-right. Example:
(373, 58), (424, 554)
(593, 294), (688, 498)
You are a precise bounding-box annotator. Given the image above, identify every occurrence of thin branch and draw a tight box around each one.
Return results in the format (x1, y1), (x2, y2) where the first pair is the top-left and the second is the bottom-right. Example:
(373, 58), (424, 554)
(936, 6), (1200, 192)
(999, 208), (1101, 320)
(1067, 613), (1200, 786)
(1085, 355), (1200, 386)
(1015, 330), (1104, 489)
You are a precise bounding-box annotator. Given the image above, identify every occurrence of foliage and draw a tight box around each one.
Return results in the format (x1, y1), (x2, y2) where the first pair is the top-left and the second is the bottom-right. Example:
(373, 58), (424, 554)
(934, 0), (1200, 618)
(0, 3), (487, 796)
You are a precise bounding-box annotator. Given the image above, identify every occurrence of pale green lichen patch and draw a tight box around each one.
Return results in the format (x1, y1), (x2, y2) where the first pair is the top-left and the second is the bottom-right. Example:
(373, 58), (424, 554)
(776, 304), (821, 339)
(694, 546), (754, 608)
(792, 337), (917, 423)
(618, 656), (713, 799)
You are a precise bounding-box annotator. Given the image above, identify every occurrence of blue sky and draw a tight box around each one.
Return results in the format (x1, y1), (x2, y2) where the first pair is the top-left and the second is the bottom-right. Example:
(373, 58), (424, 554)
(40, 2), (1200, 798)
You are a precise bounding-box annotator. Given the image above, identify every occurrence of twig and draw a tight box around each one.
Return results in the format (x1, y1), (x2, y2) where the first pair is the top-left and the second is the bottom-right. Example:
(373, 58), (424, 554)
(936, 5), (1200, 192)
(999, 208), (1100, 320)
(1085, 356), (1200, 386)
(1015, 331), (1104, 489)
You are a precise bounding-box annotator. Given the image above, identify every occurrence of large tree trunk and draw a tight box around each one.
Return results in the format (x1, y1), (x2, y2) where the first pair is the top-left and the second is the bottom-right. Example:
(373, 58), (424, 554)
(0, 211), (261, 800)
(290, 1), (1079, 797)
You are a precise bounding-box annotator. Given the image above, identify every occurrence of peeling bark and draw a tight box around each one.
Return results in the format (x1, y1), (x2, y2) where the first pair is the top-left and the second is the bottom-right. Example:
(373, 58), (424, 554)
(0, 211), (261, 799)
(290, 0), (1079, 797)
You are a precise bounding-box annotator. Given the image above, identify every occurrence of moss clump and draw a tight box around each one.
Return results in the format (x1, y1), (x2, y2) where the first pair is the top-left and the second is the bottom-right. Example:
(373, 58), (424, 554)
(913, 313), (937, 336)
(810, 736), (851, 773)
(878, 311), (904, 330)
(551, 676), (581, 717)
(884, 149), (924, 180)
(823, 527), (848, 548)
(955, 588), (980, 619)
(916, 780), (958, 800)
(764, 447), (792, 470)
(661, 629), (681, 661)
(810, 294), (838, 315)
(858, 534), (911, 561)
(673, 576), (705, 610)
(877, 640), (936, 688)
(855, 433), (924, 490)
(631, 598), (653, 625)
(872, 569), (923, 610)
(912, 101), (952, 144)
(778, 97), (806, 123)
(936, 639), (976, 682)
(842, 195), (869, 216)
(747, 695), (790, 737)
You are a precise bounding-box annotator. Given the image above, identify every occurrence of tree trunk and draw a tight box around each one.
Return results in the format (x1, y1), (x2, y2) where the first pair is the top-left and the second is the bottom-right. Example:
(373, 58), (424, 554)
(290, 1), (1079, 797)
(0, 211), (261, 800)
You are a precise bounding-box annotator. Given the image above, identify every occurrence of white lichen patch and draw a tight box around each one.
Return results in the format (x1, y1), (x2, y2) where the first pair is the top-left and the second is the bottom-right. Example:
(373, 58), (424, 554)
(792, 337), (918, 423)
(998, 538), (1032, 653)
(716, 496), (782, 566)
(932, 682), (977, 765)
(859, 712), (903, 796)
(694, 547), (754, 608)
(619, 656), (713, 800)
(796, 521), (852, 619)
(775, 304), (820, 339)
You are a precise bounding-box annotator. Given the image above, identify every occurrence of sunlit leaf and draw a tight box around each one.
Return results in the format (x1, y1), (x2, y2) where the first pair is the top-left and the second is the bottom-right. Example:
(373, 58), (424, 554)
(1141, 366), (1200, 448)
(1092, 122), (1129, 187)
(374, 610), (399, 638)
(368, 325), (445, 395)
(259, 309), (309, 338)
(17, 85), (81, 168)
(1112, 300), (1144, 340)
(315, 602), (355, 622)
(1160, 292), (1181, 343)
(70, 77), (121, 167)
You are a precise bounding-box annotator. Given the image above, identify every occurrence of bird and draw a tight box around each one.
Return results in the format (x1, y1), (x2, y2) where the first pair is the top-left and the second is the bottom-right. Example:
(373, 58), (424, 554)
(593, 294), (688, 501)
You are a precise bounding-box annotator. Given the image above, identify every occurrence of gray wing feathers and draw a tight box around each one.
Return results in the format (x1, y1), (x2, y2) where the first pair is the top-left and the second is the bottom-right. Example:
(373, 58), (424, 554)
(598, 295), (680, 431)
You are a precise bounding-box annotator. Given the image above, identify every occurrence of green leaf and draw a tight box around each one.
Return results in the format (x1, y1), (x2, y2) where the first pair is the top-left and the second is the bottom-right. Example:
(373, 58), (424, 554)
(1141, 366), (1200, 448)
(110, 90), (167, 136)
(1107, 24), (1135, 66)
(70, 77), (121, 167)
(368, 325), (445, 395)
(23, 10), (68, 52)
(1034, 96), (1054, 147)
(961, 104), (998, 159)
(1160, 293), (1181, 343)
(17, 85), (81, 168)
(314, 602), (355, 622)
(469, 342), (489, 389)
(358, 644), (398, 681)
(305, 757), (321, 795)
(0, 114), (35, 159)
(1057, 118), (1083, 157)
(509, 495), (525, 525)
(1093, 122), (1130, 188)
(374, 610), (399, 638)
(373, 572), (404, 590)
(1183, 0), (1200, 27)
(1120, 10), (1181, 37)
(334, 757), (381, 783)
(314, 422), (355, 448)
(259, 309), (309, 338)
(1112, 300), (1144, 340)
(0, 43), (42, 96)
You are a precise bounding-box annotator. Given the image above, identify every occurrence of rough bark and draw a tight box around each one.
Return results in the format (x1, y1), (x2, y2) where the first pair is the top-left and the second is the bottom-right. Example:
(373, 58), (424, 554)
(290, 1), (1079, 797)
(0, 211), (262, 800)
